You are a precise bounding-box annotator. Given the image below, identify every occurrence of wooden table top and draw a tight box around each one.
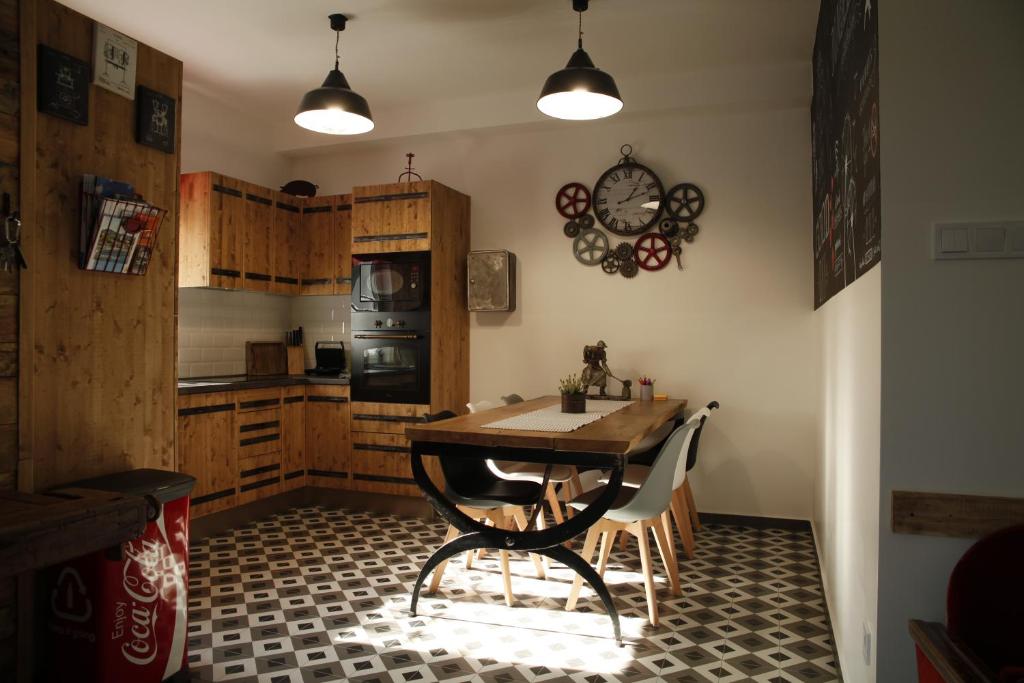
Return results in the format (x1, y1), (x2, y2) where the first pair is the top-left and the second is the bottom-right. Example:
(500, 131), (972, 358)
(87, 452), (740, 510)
(406, 396), (687, 455)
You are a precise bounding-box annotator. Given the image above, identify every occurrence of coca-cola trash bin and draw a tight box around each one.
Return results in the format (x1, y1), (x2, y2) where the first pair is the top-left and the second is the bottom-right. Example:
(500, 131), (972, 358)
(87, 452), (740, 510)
(41, 469), (196, 683)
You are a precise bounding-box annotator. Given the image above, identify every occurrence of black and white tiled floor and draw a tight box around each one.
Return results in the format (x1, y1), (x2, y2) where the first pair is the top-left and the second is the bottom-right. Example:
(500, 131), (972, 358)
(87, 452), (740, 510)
(186, 507), (840, 682)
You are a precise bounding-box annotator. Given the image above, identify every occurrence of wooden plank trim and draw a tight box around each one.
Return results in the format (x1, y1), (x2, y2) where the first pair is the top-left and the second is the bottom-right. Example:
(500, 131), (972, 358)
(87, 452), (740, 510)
(239, 433), (279, 447)
(212, 183), (242, 198)
(178, 403), (234, 417)
(354, 191), (429, 203)
(307, 469), (348, 479)
(353, 232), (429, 244)
(907, 620), (995, 683)
(239, 463), (280, 478)
(239, 477), (278, 493)
(892, 490), (1024, 538)
(308, 395), (349, 404)
(239, 420), (279, 433)
(353, 442), (409, 454)
(191, 488), (236, 506)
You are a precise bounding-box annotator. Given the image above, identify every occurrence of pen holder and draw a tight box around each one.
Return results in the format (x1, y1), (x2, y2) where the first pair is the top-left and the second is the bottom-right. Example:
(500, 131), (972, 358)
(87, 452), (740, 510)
(639, 384), (654, 401)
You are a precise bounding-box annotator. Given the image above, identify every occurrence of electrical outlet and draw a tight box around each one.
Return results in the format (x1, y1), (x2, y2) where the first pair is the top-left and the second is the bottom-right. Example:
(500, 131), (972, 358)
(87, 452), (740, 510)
(862, 622), (873, 666)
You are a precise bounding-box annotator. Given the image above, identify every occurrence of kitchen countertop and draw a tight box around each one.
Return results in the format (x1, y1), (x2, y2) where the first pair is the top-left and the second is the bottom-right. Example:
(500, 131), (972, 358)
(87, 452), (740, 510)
(177, 374), (349, 395)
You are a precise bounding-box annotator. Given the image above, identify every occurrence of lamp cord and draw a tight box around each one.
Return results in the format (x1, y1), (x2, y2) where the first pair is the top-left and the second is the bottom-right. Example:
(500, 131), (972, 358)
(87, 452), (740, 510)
(334, 30), (340, 70)
(577, 9), (583, 49)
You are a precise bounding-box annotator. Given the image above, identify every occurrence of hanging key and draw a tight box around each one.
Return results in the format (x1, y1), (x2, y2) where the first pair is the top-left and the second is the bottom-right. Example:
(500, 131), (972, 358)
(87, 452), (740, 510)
(671, 236), (684, 270)
(3, 211), (25, 272)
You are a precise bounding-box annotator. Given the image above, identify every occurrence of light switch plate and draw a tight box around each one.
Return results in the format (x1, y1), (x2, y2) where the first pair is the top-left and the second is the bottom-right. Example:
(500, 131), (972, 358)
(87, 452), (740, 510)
(933, 221), (1024, 260)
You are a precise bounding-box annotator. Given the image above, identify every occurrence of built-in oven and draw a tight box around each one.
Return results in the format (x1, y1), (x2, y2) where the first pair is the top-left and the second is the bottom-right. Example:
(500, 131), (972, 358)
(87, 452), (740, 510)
(351, 251), (430, 313)
(350, 311), (430, 404)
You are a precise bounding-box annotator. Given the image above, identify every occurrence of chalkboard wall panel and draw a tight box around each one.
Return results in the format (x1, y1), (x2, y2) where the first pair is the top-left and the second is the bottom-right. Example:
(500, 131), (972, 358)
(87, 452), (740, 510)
(811, 0), (881, 309)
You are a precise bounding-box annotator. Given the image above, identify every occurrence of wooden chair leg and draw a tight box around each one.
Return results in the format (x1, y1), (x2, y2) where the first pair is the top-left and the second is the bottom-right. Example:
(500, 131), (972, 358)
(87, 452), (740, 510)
(661, 509), (677, 568)
(683, 478), (701, 530)
(651, 515), (681, 597)
(634, 523), (659, 626)
(671, 487), (696, 559)
(595, 529), (615, 578)
(565, 526), (600, 612)
(496, 514), (514, 607)
(534, 503), (552, 572)
(565, 469), (583, 519)
(618, 531), (630, 552)
(546, 484), (565, 525)
(512, 507), (546, 580)
(427, 524), (460, 594)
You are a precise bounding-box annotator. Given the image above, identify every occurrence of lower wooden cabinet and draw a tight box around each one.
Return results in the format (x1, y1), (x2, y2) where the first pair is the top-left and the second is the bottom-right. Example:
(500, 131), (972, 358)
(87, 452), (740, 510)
(178, 392), (237, 517)
(350, 432), (420, 496)
(306, 385), (352, 489)
(281, 386), (306, 490)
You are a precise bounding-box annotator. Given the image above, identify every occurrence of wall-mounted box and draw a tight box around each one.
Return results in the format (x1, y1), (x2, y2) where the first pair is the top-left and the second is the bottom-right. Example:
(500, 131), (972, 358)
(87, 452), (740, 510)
(933, 221), (1024, 260)
(468, 250), (516, 312)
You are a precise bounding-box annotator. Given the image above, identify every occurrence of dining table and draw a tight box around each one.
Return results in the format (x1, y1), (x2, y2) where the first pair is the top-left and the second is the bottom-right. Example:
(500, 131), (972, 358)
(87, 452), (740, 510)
(404, 395), (687, 645)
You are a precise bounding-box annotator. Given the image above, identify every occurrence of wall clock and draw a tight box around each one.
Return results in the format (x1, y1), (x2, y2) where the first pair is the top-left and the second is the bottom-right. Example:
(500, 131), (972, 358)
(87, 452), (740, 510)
(592, 145), (664, 236)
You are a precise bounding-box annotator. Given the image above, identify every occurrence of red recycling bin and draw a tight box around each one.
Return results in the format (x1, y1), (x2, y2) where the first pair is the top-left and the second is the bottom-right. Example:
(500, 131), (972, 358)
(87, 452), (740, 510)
(42, 469), (196, 683)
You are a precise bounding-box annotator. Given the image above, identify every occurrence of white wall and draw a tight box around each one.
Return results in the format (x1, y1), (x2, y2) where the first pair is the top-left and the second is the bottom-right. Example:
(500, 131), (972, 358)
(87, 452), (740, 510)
(814, 265), (880, 682)
(289, 105), (819, 520)
(876, 2), (1024, 679)
(180, 82), (290, 187)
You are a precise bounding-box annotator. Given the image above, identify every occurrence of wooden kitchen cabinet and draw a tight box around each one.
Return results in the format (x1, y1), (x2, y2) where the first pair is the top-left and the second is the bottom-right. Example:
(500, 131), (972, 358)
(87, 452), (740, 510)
(242, 182), (275, 292)
(274, 193), (303, 296)
(180, 172), (246, 289)
(334, 195), (353, 294)
(281, 386), (306, 490)
(352, 180), (433, 253)
(306, 385), (351, 489)
(177, 392), (237, 518)
(350, 432), (420, 497)
(302, 196), (335, 295)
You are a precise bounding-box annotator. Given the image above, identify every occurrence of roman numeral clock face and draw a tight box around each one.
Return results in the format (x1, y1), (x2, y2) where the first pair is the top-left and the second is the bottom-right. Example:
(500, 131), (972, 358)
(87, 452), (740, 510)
(593, 163), (664, 236)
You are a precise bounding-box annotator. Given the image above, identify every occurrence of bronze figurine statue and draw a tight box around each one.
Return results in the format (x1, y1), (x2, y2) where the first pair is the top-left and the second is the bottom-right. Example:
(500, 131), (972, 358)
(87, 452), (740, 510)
(580, 340), (632, 400)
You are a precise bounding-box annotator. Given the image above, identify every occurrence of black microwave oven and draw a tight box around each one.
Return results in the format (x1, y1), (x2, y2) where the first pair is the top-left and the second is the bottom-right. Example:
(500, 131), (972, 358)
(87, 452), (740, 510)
(351, 252), (430, 313)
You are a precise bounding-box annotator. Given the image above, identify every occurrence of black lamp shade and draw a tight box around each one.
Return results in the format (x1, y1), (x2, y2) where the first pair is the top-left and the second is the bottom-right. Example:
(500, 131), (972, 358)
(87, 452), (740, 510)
(295, 68), (374, 135)
(537, 48), (622, 120)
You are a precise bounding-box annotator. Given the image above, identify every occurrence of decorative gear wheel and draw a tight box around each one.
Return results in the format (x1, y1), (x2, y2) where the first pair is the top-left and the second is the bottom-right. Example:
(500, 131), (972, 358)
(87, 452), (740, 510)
(665, 183), (705, 221)
(601, 254), (620, 274)
(577, 214), (595, 230)
(555, 182), (591, 219)
(659, 218), (681, 238)
(614, 242), (634, 261)
(572, 228), (609, 266)
(563, 220), (581, 238)
(619, 260), (639, 278)
(634, 233), (673, 271)
(682, 223), (700, 242)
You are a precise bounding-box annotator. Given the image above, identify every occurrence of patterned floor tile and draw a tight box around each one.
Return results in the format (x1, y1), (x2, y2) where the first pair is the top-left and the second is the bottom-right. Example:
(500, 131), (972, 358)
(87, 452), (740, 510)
(187, 509), (840, 682)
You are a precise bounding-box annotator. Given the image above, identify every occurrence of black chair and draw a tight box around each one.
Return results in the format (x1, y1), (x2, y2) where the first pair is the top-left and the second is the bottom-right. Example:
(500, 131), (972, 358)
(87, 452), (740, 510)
(422, 410), (547, 606)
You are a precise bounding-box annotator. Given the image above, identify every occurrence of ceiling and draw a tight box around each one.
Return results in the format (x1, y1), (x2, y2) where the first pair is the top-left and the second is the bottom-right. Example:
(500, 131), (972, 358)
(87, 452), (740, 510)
(62, 0), (819, 152)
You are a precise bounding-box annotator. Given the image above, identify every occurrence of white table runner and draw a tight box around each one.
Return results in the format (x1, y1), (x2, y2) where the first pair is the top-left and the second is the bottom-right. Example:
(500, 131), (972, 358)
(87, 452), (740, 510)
(481, 400), (634, 433)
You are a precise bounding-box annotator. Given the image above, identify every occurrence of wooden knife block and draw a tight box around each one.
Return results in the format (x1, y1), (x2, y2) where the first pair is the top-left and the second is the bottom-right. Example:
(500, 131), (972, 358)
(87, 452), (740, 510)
(286, 346), (305, 375)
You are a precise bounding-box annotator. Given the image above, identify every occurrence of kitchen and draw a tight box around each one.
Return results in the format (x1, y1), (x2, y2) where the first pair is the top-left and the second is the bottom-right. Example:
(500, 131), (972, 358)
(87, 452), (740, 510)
(0, 1), (1022, 683)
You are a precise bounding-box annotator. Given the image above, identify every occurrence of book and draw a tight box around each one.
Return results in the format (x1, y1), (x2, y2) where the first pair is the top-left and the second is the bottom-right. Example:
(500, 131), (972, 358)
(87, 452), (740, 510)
(80, 175), (164, 275)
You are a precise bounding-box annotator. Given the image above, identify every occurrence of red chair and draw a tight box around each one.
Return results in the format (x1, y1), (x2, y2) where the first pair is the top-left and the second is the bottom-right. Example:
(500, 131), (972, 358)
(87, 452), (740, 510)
(910, 524), (1024, 682)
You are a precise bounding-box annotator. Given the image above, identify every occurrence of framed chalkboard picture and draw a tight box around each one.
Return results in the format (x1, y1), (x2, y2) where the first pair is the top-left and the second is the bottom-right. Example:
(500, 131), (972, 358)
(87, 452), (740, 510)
(37, 44), (89, 125)
(135, 86), (175, 153)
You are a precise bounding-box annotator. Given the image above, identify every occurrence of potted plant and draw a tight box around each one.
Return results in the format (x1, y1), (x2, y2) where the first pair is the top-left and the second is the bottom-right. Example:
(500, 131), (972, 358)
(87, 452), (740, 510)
(559, 373), (587, 413)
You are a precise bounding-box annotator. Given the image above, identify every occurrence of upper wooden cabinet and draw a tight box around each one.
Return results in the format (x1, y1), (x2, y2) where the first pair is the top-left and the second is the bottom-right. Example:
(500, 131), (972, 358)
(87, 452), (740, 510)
(273, 193), (303, 296)
(352, 181), (434, 253)
(242, 182), (275, 292)
(181, 172), (246, 289)
(180, 172), (351, 295)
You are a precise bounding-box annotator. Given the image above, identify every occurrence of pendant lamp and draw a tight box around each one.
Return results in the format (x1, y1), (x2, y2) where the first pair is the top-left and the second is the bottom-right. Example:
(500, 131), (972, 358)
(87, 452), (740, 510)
(537, 0), (622, 120)
(295, 13), (374, 135)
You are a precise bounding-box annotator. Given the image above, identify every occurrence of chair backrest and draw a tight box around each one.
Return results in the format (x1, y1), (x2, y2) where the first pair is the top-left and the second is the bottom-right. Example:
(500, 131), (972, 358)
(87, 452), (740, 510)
(501, 394), (525, 405)
(466, 399), (499, 414)
(423, 410), (500, 497)
(614, 421), (697, 522)
(685, 400), (719, 472)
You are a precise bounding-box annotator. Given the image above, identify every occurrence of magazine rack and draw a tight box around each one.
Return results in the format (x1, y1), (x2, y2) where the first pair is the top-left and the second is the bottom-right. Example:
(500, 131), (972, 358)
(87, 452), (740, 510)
(80, 196), (166, 275)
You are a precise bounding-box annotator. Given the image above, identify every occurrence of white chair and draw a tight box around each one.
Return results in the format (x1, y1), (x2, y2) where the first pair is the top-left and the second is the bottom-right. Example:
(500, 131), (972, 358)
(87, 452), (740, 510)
(565, 421), (698, 626)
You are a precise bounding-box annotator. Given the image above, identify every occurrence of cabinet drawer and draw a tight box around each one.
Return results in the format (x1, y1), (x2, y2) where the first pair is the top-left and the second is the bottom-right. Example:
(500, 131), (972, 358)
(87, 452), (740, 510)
(350, 432), (420, 496)
(350, 401), (428, 435)
(235, 388), (282, 412)
(352, 182), (432, 254)
(238, 452), (282, 504)
(238, 407), (282, 456)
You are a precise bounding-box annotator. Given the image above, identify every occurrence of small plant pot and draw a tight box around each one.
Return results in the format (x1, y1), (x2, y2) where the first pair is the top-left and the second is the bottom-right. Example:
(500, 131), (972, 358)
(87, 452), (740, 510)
(640, 384), (654, 401)
(561, 393), (586, 413)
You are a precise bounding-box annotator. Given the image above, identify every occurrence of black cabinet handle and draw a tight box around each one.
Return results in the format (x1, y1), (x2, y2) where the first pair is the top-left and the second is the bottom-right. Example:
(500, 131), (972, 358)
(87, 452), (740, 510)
(211, 268), (241, 278)
(245, 272), (272, 282)
(353, 232), (428, 244)
(308, 395), (349, 404)
(178, 403), (234, 416)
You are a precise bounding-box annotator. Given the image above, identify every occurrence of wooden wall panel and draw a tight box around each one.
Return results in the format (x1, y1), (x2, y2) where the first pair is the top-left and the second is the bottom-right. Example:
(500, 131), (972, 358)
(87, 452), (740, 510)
(20, 0), (181, 491)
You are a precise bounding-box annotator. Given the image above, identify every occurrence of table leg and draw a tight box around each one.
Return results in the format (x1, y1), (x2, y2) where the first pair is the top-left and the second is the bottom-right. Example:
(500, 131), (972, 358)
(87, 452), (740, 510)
(409, 442), (626, 645)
